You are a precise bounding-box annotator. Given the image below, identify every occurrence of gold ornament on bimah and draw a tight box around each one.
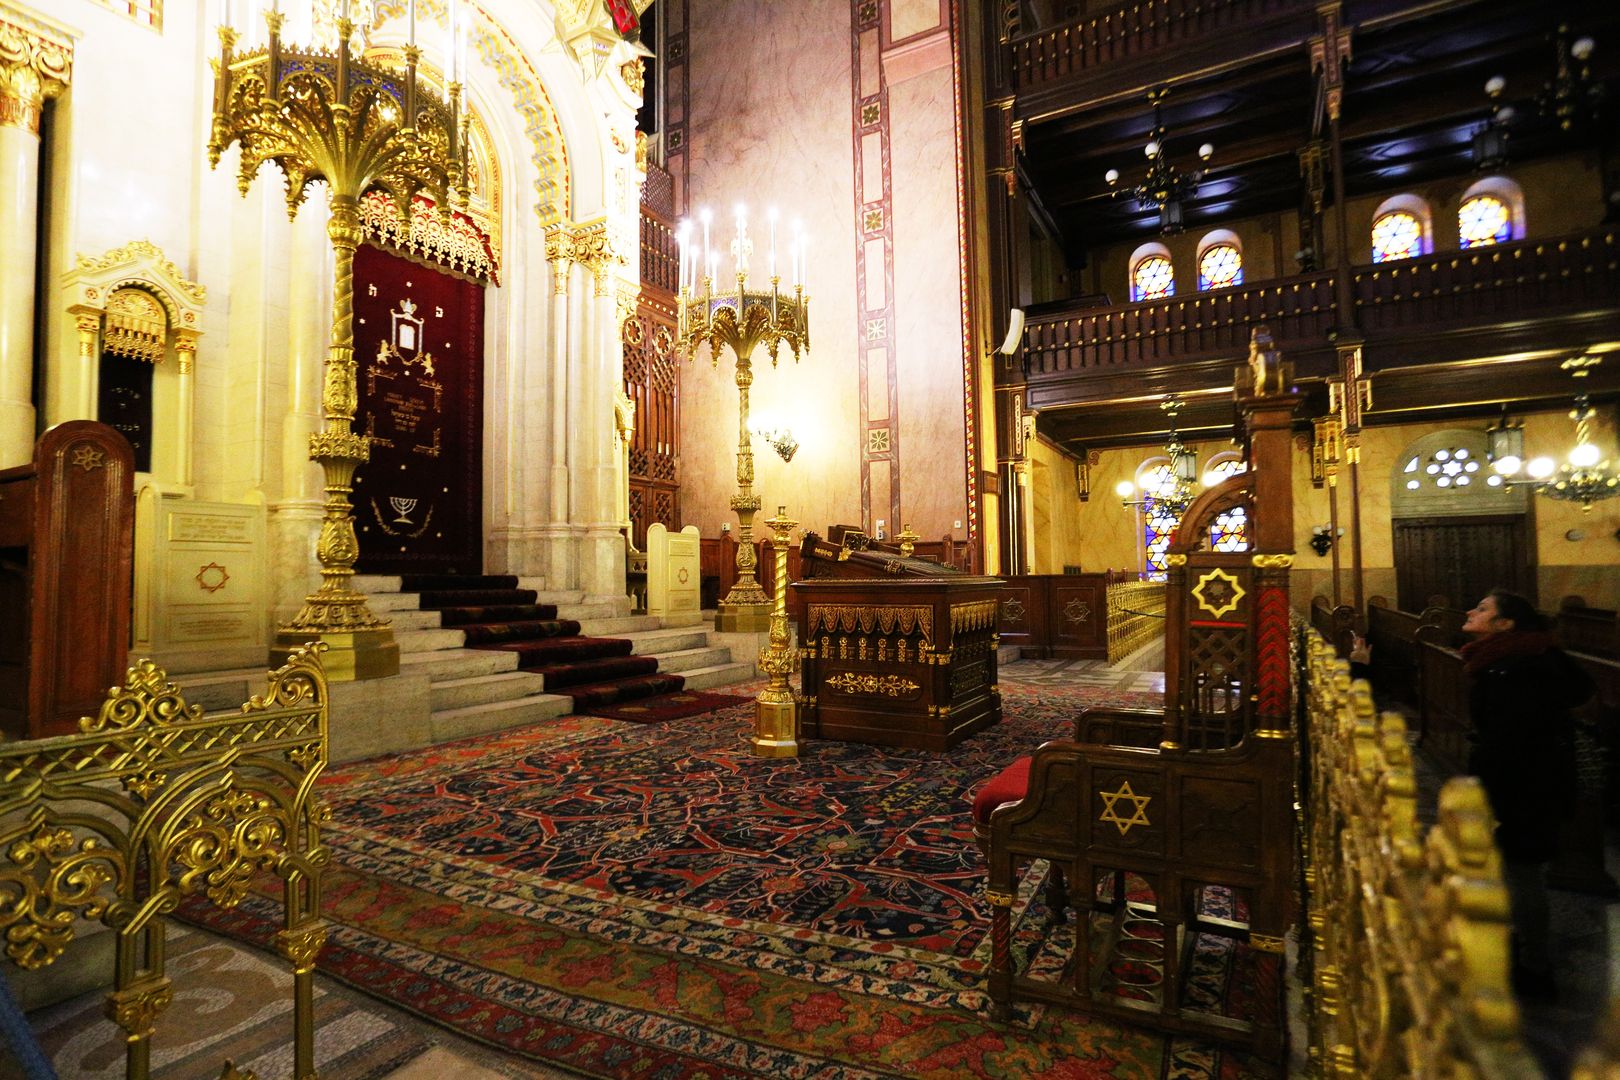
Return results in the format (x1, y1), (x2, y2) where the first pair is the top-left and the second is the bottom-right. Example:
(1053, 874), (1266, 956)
(207, 1), (473, 679)
(896, 523), (920, 559)
(676, 205), (811, 633)
(754, 505), (800, 758)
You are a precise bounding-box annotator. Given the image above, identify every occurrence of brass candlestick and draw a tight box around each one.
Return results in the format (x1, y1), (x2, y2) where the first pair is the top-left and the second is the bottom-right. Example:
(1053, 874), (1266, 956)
(754, 504), (799, 757)
(678, 218), (810, 632)
(208, 12), (469, 679)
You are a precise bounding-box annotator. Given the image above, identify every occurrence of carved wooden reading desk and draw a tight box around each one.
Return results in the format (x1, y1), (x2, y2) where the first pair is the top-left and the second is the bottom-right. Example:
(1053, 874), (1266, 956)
(794, 529), (1002, 751)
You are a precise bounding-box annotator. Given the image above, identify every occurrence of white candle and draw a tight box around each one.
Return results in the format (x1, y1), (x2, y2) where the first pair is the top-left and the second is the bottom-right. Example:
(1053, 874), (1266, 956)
(733, 203), (747, 276)
(677, 221), (690, 290)
(700, 207), (712, 278)
(768, 207), (778, 279)
(408, 0), (416, 46)
(448, 0), (458, 82)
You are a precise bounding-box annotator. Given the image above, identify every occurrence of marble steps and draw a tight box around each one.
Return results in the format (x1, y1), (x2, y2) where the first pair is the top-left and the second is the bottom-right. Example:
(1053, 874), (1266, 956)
(430, 670), (547, 711)
(395, 627), (470, 654)
(676, 661), (759, 692)
(573, 613), (664, 636)
(398, 647), (519, 681)
(428, 693), (574, 739)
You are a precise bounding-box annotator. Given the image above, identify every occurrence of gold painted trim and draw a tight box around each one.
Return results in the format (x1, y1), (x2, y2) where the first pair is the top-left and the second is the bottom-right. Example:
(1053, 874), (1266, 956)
(1252, 553), (1295, 569)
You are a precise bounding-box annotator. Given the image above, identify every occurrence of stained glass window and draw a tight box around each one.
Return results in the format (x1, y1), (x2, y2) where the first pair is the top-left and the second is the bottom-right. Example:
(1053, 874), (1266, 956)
(1198, 244), (1243, 290)
(1371, 211), (1423, 263)
(1209, 507), (1249, 552)
(1132, 255), (1176, 302)
(1202, 458), (1249, 552)
(1140, 463), (1178, 580)
(1458, 195), (1512, 248)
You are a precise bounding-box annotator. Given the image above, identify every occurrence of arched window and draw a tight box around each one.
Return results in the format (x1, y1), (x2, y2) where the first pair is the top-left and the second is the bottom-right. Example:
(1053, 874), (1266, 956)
(1458, 195), (1511, 248)
(1201, 455), (1248, 552)
(1136, 458), (1179, 580)
(1391, 429), (1524, 518)
(1370, 194), (1432, 263)
(1372, 211), (1424, 263)
(1196, 230), (1244, 290)
(1458, 176), (1525, 248)
(1129, 242), (1175, 302)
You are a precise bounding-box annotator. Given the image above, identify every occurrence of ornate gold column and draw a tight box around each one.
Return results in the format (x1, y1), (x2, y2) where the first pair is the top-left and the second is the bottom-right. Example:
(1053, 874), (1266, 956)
(754, 505), (799, 756)
(0, 4), (72, 467)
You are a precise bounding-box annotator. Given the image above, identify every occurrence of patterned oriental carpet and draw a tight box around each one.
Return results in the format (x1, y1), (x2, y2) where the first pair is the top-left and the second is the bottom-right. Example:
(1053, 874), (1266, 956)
(186, 679), (1270, 1079)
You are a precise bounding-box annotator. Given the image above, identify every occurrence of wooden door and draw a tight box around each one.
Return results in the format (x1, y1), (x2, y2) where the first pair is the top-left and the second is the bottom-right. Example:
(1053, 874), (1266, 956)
(1392, 514), (1533, 613)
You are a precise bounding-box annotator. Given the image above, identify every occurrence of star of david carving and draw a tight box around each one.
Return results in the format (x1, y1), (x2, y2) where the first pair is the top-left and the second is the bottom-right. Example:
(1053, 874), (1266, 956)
(70, 445), (106, 471)
(1098, 779), (1152, 836)
(195, 562), (230, 593)
(1063, 599), (1092, 626)
(1191, 568), (1246, 619)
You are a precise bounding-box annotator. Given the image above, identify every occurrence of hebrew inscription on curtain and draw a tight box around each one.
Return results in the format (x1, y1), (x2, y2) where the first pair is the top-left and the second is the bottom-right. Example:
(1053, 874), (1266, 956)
(352, 243), (485, 575)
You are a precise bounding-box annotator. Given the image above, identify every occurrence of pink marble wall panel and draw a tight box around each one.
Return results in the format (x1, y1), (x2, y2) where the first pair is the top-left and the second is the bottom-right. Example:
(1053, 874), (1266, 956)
(889, 64), (967, 537)
(682, 0), (863, 537)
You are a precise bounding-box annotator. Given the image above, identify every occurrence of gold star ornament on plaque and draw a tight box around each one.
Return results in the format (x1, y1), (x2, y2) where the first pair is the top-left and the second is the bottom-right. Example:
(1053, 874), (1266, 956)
(1191, 568), (1246, 619)
(1098, 779), (1152, 836)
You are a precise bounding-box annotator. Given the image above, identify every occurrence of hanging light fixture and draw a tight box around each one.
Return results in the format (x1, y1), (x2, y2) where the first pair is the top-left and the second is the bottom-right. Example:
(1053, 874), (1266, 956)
(1487, 355), (1619, 512)
(1115, 396), (1201, 517)
(1471, 75), (1514, 169)
(1103, 88), (1213, 235)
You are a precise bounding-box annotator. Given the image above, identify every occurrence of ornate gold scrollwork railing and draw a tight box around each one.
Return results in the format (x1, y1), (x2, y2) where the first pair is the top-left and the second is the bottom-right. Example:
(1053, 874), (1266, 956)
(1301, 629), (1541, 1078)
(0, 646), (332, 1080)
(1105, 579), (1165, 663)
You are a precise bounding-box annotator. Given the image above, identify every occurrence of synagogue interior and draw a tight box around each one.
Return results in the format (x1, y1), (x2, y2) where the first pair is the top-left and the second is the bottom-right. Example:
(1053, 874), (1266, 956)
(1, 0), (1618, 1077)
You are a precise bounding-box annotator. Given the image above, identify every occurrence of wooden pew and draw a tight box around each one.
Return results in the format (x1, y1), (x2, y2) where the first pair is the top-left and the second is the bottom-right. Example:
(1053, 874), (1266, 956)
(1417, 641), (1619, 896)
(0, 421), (134, 740)
(1557, 596), (1619, 660)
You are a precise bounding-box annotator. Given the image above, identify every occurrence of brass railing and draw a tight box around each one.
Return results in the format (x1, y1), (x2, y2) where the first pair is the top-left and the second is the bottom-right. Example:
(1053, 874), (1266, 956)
(1302, 630), (1541, 1077)
(0, 647), (331, 1080)
(1106, 578), (1164, 662)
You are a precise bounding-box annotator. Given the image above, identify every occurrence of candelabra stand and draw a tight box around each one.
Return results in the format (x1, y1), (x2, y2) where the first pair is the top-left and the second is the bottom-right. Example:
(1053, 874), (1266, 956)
(754, 505), (799, 757)
(208, 11), (468, 679)
(678, 271), (809, 632)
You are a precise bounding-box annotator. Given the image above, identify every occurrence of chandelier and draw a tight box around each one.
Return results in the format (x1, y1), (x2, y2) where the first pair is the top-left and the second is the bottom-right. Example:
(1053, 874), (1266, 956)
(1115, 396), (1201, 517)
(1473, 23), (1600, 168)
(1104, 88), (1213, 235)
(1487, 356), (1619, 512)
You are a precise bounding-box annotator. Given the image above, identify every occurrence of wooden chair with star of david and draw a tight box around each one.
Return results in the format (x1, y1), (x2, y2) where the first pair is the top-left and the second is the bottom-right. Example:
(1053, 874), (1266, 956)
(975, 329), (1300, 1062)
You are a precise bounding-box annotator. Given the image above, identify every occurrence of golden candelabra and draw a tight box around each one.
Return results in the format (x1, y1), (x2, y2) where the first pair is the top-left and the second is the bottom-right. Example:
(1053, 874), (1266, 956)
(208, 7), (469, 679)
(677, 208), (810, 632)
(754, 504), (799, 756)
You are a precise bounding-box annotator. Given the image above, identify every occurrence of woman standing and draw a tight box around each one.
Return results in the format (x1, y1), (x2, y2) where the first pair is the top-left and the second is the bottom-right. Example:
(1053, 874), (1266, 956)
(1461, 589), (1594, 999)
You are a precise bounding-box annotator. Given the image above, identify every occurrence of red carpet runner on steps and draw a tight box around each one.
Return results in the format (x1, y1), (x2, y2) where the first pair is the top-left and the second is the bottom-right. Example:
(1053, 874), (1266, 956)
(400, 574), (686, 710)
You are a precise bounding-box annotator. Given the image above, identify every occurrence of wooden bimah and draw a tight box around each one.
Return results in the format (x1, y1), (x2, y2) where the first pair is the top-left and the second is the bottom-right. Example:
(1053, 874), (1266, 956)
(795, 529), (1002, 751)
(0, 421), (135, 740)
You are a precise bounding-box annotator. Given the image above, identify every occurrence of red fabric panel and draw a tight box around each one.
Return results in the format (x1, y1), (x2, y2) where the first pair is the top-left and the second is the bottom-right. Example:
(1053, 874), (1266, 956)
(972, 756), (1032, 824)
(352, 243), (486, 575)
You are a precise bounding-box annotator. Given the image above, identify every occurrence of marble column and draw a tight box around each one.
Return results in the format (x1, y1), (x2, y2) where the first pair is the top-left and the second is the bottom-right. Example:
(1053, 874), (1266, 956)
(580, 261), (628, 599)
(173, 330), (199, 486)
(0, 7), (71, 467)
(539, 230), (576, 590)
(269, 207), (330, 618)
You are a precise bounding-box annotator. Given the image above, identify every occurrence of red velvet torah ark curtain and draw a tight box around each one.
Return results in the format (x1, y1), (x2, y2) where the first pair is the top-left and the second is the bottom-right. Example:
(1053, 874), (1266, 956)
(352, 243), (485, 575)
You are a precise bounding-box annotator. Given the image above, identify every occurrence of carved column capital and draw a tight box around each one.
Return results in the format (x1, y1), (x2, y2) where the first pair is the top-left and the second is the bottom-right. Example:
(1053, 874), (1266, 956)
(173, 329), (200, 375)
(0, 5), (74, 135)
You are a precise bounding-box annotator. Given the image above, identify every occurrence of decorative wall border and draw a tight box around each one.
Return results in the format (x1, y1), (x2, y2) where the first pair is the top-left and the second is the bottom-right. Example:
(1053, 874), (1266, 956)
(850, 0), (898, 530)
(948, 0), (978, 553)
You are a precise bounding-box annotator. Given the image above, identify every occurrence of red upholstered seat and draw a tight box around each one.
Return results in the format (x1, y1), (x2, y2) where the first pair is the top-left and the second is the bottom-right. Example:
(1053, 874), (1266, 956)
(973, 755), (1032, 824)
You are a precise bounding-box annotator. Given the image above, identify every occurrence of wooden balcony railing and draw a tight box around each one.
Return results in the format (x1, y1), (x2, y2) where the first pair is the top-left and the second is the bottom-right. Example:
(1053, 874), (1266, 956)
(1352, 229), (1620, 333)
(1023, 271), (1335, 374)
(1022, 227), (1620, 378)
(1009, 0), (1305, 90)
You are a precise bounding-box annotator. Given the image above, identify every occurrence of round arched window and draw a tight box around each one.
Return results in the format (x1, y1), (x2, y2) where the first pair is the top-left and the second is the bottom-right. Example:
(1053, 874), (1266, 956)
(1198, 244), (1243, 290)
(1458, 194), (1512, 248)
(1371, 211), (1424, 263)
(1131, 255), (1176, 302)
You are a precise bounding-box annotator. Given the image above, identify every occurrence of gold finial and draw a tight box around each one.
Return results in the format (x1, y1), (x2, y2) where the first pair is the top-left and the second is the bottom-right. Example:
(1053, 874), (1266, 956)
(897, 523), (920, 559)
